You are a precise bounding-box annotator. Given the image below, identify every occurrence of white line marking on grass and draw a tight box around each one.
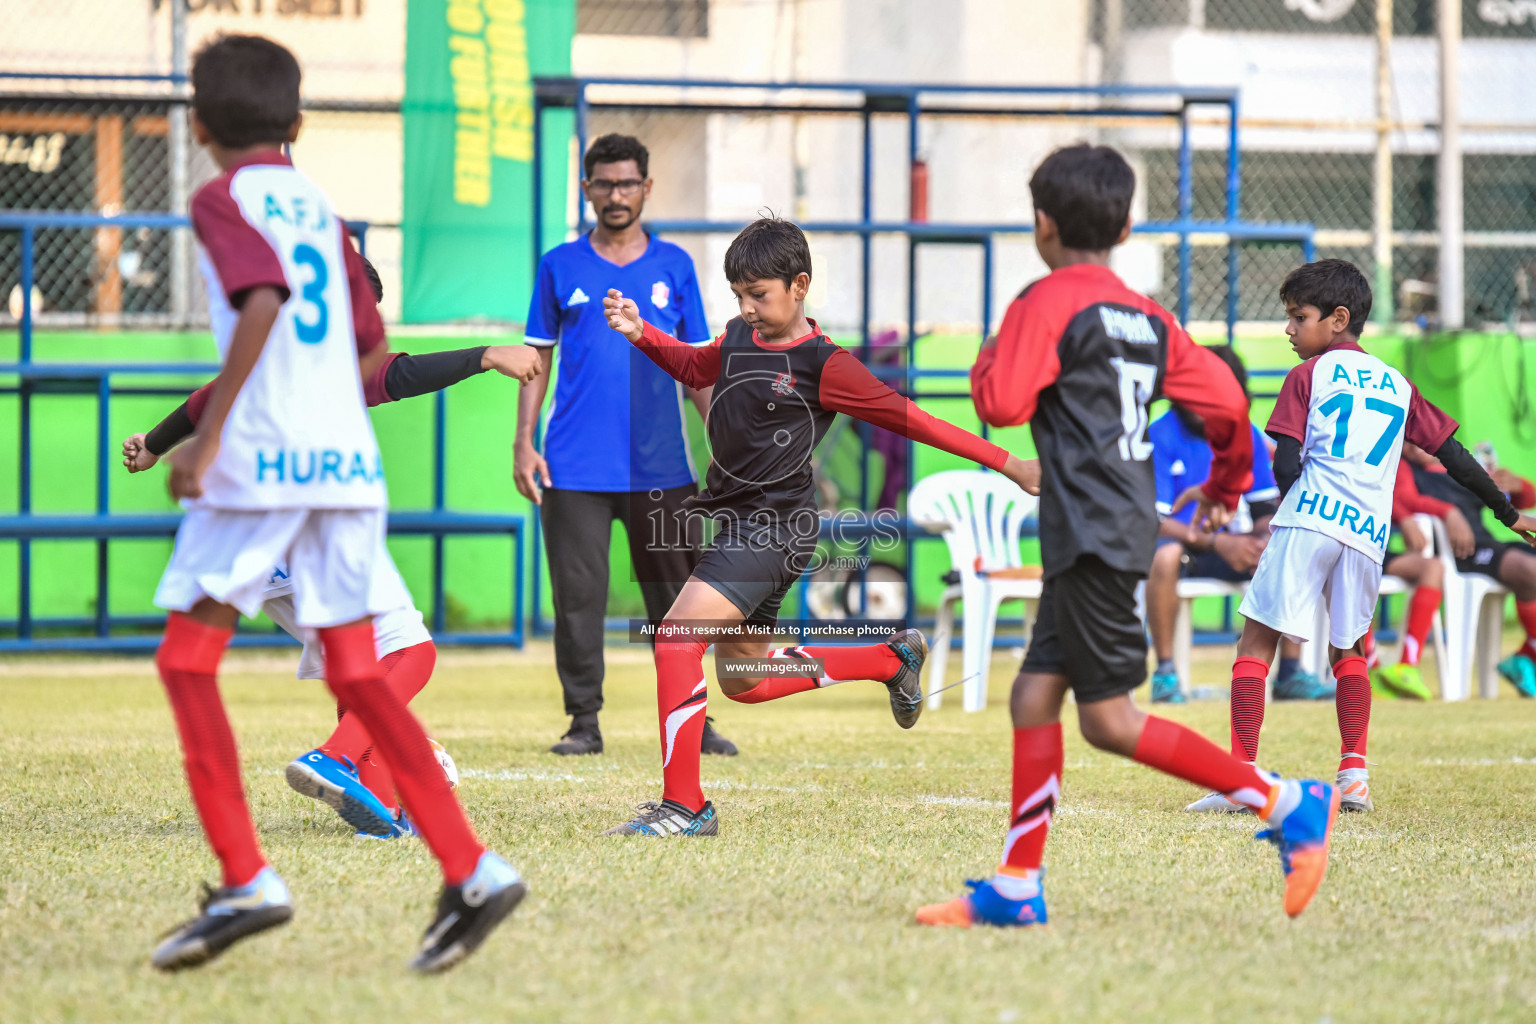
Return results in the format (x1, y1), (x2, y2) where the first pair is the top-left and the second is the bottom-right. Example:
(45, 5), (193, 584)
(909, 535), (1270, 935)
(1416, 757), (1536, 767)
(459, 768), (598, 783)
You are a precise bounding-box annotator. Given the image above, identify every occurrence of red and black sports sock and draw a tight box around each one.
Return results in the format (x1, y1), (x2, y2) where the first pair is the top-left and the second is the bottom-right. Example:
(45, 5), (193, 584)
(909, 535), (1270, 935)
(323, 641), (437, 811)
(1361, 627), (1379, 672)
(1517, 600), (1536, 662)
(156, 612), (267, 889)
(655, 635), (710, 812)
(724, 643), (902, 704)
(1134, 715), (1276, 812)
(1334, 655), (1370, 770)
(999, 722), (1062, 873)
(319, 624), (483, 885)
(1229, 656), (1269, 763)
(1400, 588), (1441, 667)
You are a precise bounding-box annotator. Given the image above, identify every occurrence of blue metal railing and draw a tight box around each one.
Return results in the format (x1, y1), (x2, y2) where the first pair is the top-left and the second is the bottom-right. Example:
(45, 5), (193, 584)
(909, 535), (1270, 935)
(0, 213), (523, 652)
(527, 76), (1317, 638)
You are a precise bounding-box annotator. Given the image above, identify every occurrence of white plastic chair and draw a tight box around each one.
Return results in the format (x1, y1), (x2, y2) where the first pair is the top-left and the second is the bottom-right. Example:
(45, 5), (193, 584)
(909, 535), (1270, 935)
(909, 469), (1040, 712)
(1429, 516), (1508, 700)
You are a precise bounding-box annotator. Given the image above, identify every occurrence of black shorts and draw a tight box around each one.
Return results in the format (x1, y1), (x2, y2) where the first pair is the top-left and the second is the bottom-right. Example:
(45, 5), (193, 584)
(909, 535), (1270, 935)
(690, 518), (817, 626)
(1021, 555), (1148, 703)
(1457, 538), (1536, 580)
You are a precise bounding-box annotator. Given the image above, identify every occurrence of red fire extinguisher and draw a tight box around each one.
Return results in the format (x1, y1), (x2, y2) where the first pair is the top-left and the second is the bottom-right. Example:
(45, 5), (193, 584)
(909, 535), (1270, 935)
(910, 157), (929, 223)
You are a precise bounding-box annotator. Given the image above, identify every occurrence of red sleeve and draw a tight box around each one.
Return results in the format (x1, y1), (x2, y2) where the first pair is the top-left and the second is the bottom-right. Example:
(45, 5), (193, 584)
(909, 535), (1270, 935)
(631, 321), (722, 389)
(1514, 478), (1536, 511)
(1404, 385), (1458, 453)
(341, 225), (385, 356)
(1393, 459), (1452, 521)
(970, 294), (1061, 428)
(362, 351), (402, 407)
(1161, 323), (1253, 509)
(821, 349), (1009, 470)
(189, 179), (290, 308)
(186, 380), (214, 425)
(1265, 358), (1315, 444)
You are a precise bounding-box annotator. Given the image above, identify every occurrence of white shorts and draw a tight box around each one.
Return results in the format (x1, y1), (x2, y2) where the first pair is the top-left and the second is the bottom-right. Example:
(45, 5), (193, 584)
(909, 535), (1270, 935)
(1239, 526), (1383, 648)
(262, 548), (432, 680)
(155, 508), (390, 629)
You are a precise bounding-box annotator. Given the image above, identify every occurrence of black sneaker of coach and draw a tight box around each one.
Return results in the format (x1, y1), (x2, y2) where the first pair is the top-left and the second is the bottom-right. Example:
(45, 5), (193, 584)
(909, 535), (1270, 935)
(550, 714), (603, 756)
(700, 716), (738, 756)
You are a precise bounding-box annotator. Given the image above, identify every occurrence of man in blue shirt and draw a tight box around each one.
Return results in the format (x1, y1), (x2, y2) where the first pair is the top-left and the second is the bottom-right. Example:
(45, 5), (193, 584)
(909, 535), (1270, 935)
(1147, 346), (1328, 704)
(515, 134), (737, 757)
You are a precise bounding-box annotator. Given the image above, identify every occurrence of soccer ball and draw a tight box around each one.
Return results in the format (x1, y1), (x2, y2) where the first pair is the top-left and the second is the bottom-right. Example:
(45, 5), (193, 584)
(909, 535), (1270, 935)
(428, 738), (460, 790)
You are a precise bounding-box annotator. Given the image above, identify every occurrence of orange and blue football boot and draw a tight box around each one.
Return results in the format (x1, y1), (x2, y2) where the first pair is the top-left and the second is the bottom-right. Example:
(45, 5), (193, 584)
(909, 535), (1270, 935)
(915, 876), (1047, 928)
(1256, 779), (1340, 918)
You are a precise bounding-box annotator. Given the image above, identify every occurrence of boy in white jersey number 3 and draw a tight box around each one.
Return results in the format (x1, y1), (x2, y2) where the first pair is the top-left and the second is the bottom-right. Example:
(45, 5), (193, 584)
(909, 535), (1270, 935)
(148, 34), (522, 974)
(1196, 260), (1536, 816)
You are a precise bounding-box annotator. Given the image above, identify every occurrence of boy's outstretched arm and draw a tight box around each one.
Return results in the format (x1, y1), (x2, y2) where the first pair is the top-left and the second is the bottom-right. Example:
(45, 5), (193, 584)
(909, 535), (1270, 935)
(1432, 436), (1536, 543)
(1163, 328), (1254, 532)
(818, 349), (1040, 495)
(603, 289), (722, 390)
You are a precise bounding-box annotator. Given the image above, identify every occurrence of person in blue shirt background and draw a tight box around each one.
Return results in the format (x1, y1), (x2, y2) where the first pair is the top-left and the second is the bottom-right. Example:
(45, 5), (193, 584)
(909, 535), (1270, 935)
(1146, 346), (1330, 704)
(515, 133), (737, 758)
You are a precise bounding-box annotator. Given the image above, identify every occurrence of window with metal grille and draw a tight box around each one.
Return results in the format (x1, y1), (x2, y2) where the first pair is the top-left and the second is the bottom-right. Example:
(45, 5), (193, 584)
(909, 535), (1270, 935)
(577, 0), (708, 38)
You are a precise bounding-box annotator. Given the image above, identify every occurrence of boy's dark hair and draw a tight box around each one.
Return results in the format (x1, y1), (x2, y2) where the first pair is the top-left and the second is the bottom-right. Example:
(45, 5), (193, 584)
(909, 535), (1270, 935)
(1174, 345), (1247, 435)
(191, 34), (301, 149)
(1280, 258), (1372, 336)
(584, 133), (649, 179)
(359, 253), (384, 304)
(724, 215), (812, 288)
(1029, 144), (1136, 251)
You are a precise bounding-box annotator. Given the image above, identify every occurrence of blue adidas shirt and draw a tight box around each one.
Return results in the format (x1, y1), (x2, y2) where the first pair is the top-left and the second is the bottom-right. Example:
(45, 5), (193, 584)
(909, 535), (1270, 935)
(525, 233), (711, 492)
(1152, 410), (1279, 530)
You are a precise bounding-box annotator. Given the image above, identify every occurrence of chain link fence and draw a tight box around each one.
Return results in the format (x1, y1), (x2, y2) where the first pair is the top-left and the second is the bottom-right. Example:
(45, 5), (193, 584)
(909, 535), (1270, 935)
(1100, 0), (1536, 328)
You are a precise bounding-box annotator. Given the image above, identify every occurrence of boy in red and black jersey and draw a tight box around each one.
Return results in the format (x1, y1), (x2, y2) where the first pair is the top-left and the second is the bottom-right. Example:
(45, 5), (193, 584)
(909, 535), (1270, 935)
(600, 216), (1039, 837)
(918, 144), (1341, 928)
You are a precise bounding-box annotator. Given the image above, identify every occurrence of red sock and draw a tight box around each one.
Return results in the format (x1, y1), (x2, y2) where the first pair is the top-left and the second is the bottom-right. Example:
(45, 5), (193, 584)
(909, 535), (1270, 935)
(1360, 626), (1379, 671)
(323, 641), (437, 810)
(156, 613), (267, 888)
(1229, 656), (1268, 763)
(1334, 655), (1370, 770)
(1134, 716), (1276, 812)
(724, 643), (900, 704)
(1400, 588), (1440, 667)
(319, 624), (483, 885)
(1518, 600), (1536, 661)
(1000, 723), (1062, 872)
(655, 635), (710, 812)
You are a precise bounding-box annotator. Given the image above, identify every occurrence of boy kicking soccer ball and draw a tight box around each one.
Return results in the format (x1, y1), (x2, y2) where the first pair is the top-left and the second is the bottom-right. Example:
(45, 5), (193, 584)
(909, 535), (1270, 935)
(919, 144), (1339, 929)
(600, 216), (1039, 837)
(1191, 259), (1536, 815)
(147, 34), (522, 973)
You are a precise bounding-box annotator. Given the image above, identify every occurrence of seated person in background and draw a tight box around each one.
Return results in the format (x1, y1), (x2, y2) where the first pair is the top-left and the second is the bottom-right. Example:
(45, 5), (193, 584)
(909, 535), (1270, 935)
(1406, 441), (1536, 696)
(1148, 346), (1325, 703)
(1357, 454), (1475, 700)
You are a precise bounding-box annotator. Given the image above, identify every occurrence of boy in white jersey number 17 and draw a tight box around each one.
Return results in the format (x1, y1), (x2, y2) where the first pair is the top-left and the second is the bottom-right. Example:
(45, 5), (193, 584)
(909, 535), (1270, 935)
(1191, 260), (1536, 816)
(147, 34), (522, 975)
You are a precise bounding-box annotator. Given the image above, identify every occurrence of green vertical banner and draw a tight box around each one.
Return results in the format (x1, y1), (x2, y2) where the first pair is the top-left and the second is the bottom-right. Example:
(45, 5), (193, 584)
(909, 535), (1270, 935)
(402, 0), (575, 323)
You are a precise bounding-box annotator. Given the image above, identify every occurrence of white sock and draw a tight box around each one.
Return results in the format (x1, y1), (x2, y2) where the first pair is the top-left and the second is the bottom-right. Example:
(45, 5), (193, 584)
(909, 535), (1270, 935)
(1261, 777), (1302, 825)
(990, 869), (1041, 900)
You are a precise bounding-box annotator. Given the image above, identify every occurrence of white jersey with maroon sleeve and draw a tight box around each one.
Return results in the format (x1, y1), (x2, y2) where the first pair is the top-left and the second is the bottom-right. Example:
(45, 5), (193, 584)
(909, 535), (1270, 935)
(191, 154), (384, 511)
(1266, 340), (1456, 564)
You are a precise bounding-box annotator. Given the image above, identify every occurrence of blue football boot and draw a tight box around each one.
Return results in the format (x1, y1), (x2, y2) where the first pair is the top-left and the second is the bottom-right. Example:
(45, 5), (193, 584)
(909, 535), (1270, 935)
(285, 748), (396, 837)
(916, 875), (1047, 928)
(1255, 779), (1340, 918)
(1150, 669), (1186, 704)
(1497, 653), (1536, 698)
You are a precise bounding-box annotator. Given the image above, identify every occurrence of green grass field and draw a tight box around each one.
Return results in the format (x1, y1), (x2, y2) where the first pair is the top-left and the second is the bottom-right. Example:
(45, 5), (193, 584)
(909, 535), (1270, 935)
(4, 641), (1536, 1023)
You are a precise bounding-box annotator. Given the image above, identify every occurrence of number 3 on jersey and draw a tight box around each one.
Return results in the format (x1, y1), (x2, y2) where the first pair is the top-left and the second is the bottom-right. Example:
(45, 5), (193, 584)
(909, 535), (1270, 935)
(1110, 356), (1157, 461)
(291, 242), (329, 344)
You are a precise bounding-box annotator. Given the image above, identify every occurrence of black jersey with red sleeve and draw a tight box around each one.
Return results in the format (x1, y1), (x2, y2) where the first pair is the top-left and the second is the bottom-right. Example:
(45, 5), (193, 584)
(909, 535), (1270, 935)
(971, 263), (1253, 579)
(631, 317), (1010, 523)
